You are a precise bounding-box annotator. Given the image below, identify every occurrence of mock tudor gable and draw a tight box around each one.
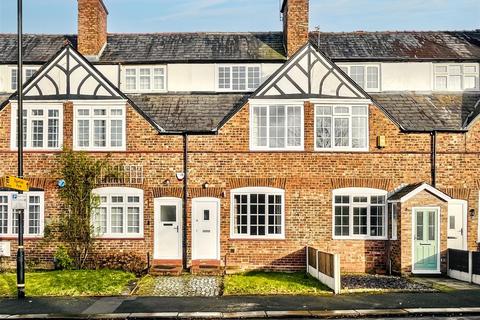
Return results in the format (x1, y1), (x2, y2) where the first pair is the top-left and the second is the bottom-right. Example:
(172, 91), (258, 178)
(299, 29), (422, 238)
(252, 42), (367, 100)
(19, 45), (122, 101)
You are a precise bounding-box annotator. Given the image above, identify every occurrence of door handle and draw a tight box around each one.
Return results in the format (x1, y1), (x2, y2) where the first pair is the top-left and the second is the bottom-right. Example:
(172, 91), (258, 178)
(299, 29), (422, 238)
(460, 228), (463, 236)
(175, 226), (179, 232)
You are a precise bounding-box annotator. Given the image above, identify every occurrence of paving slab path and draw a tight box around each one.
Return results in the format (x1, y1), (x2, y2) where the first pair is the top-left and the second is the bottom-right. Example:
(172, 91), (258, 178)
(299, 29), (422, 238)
(145, 275), (222, 297)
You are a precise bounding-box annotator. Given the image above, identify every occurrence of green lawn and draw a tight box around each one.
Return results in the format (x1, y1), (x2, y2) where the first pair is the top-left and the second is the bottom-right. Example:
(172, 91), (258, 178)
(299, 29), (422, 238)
(0, 269), (136, 297)
(223, 271), (331, 296)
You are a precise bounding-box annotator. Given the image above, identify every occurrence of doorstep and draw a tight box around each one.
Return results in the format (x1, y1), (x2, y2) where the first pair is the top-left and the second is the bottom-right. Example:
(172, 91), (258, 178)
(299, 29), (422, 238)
(150, 259), (183, 276)
(190, 260), (224, 276)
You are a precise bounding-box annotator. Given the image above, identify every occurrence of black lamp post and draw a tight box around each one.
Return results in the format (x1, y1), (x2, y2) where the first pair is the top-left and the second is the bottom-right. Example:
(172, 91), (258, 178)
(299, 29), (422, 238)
(16, 0), (26, 300)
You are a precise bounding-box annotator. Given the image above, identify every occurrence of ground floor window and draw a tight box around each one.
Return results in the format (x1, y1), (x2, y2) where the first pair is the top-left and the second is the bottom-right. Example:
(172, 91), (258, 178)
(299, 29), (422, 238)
(332, 188), (387, 239)
(230, 187), (285, 239)
(0, 191), (44, 237)
(92, 187), (144, 238)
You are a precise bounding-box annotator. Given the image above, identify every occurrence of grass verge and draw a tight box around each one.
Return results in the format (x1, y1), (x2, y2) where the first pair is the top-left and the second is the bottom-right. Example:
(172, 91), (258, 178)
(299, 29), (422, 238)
(223, 271), (331, 296)
(0, 269), (136, 297)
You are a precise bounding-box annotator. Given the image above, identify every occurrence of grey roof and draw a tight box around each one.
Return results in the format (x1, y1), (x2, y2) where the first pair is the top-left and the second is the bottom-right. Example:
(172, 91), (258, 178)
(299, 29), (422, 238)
(128, 93), (249, 132)
(2, 30), (480, 64)
(388, 183), (425, 201)
(0, 32), (285, 64)
(371, 92), (480, 131)
(310, 31), (480, 61)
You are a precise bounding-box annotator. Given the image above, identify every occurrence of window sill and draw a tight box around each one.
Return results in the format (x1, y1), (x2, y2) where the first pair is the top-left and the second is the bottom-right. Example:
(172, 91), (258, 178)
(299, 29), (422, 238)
(73, 147), (127, 152)
(229, 236), (286, 241)
(314, 148), (369, 153)
(332, 236), (388, 241)
(0, 236), (44, 240)
(94, 236), (145, 240)
(249, 148), (305, 152)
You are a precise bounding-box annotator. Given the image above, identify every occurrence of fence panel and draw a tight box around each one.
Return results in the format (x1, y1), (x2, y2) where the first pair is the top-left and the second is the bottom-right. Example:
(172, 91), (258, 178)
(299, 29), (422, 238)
(448, 249), (480, 285)
(473, 252), (480, 275)
(449, 249), (469, 273)
(306, 247), (340, 294)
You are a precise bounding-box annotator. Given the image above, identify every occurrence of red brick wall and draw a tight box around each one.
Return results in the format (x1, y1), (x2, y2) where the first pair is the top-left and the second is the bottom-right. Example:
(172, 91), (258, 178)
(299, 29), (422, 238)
(77, 0), (108, 56)
(0, 99), (479, 273)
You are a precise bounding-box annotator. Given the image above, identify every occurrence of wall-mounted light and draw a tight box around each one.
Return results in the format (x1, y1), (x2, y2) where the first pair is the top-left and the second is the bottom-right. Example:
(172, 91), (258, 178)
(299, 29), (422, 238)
(203, 182), (209, 189)
(470, 208), (475, 218)
(377, 135), (386, 149)
(163, 179), (171, 186)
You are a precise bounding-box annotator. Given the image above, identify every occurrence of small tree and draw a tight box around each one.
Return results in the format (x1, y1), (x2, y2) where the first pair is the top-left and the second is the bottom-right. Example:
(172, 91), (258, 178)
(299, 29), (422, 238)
(55, 149), (107, 269)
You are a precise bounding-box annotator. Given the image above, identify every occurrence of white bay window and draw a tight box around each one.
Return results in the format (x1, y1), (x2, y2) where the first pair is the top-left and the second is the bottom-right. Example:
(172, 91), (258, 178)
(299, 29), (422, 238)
(10, 103), (63, 150)
(315, 105), (368, 151)
(332, 188), (387, 239)
(250, 104), (303, 150)
(230, 187), (285, 239)
(0, 191), (44, 237)
(73, 103), (126, 151)
(93, 187), (143, 238)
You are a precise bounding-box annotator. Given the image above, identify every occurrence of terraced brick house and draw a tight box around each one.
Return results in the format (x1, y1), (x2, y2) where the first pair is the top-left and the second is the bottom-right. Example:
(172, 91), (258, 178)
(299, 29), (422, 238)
(0, 0), (479, 275)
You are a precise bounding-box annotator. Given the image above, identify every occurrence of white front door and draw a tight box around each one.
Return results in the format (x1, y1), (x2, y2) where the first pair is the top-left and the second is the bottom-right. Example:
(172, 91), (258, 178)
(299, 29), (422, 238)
(154, 198), (182, 260)
(447, 200), (467, 250)
(192, 198), (220, 260)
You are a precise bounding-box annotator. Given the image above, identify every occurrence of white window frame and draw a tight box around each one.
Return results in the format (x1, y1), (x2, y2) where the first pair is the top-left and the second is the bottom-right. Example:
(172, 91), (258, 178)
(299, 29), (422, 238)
(249, 103), (304, 151)
(337, 64), (381, 92)
(389, 202), (398, 241)
(332, 188), (388, 240)
(216, 64), (262, 92)
(9, 66), (39, 92)
(314, 104), (369, 152)
(92, 187), (144, 239)
(230, 187), (285, 240)
(73, 101), (127, 152)
(122, 65), (167, 93)
(0, 191), (45, 238)
(10, 102), (64, 151)
(433, 63), (479, 91)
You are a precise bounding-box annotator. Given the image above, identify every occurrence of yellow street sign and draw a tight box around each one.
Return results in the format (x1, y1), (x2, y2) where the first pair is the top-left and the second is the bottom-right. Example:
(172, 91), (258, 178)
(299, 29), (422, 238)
(4, 176), (29, 192)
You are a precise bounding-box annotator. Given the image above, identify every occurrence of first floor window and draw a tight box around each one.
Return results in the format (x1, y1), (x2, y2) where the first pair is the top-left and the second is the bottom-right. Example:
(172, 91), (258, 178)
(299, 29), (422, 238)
(338, 65), (380, 91)
(10, 67), (38, 91)
(251, 104), (303, 150)
(315, 105), (368, 151)
(123, 66), (167, 92)
(333, 188), (387, 239)
(74, 105), (126, 151)
(434, 64), (479, 91)
(92, 187), (143, 238)
(11, 103), (63, 150)
(0, 191), (44, 237)
(231, 187), (284, 239)
(217, 65), (261, 91)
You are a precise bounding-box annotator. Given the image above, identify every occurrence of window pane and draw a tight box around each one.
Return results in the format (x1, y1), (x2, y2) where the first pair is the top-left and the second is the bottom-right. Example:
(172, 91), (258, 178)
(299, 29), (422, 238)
(48, 110), (60, 148)
(153, 68), (165, 90)
(464, 76), (477, 89)
(11, 69), (18, 90)
(95, 207), (107, 234)
(28, 196), (41, 235)
(161, 205), (177, 222)
(247, 66), (260, 89)
(25, 69), (36, 80)
(269, 106), (286, 148)
(370, 204), (384, 237)
(127, 207), (140, 233)
(435, 76), (447, 90)
(94, 120), (106, 147)
(464, 66), (477, 73)
(350, 66), (365, 88)
(0, 196), (8, 234)
(435, 66), (447, 73)
(78, 120), (90, 147)
(94, 109), (107, 116)
(139, 68), (151, 90)
(352, 116), (367, 149)
(287, 106), (301, 147)
(232, 66), (246, 91)
(416, 211), (424, 241)
(252, 106), (267, 147)
(111, 207), (124, 233)
(428, 211), (435, 241)
(110, 120), (123, 147)
(31, 120), (44, 148)
(353, 207), (367, 235)
(218, 67), (231, 89)
(126, 69), (136, 90)
(449, 75), (462, 90)
(334, 118), (349, 147)
(449, 65), (461, 74)
(366, 66), (379, 89)
(334, 205), (349, 236)
(233, 194), (248, 235)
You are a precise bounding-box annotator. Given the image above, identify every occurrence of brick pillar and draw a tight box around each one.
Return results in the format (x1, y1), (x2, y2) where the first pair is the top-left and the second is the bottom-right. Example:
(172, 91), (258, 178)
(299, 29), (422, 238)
(282, 0), (309, 57)
(77, 0), (108, 56)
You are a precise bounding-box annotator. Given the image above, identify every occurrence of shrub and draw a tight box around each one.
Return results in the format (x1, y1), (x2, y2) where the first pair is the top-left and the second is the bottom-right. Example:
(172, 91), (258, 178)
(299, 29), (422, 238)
(94, 252), (147, 276)
(54, 245), (75, 270)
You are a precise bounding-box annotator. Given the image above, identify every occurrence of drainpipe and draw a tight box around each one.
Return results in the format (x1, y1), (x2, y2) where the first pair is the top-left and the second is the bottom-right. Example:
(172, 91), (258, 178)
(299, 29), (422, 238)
(431, 131), (437, 187)
(182, 133), (188, 270)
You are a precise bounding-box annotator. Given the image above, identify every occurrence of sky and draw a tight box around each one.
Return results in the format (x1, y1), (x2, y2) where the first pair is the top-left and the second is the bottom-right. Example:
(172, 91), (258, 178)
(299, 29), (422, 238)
(0, 0), (478, 34)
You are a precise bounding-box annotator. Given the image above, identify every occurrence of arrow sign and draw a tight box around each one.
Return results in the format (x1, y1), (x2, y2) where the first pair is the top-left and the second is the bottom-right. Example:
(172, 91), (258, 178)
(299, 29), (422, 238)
(4, 176), (29, 192)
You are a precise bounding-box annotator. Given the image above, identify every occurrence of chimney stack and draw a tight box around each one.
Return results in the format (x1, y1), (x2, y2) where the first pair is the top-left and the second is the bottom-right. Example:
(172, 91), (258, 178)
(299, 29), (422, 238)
(78, 0), (108, 57)
(281, 0), (309, 57)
